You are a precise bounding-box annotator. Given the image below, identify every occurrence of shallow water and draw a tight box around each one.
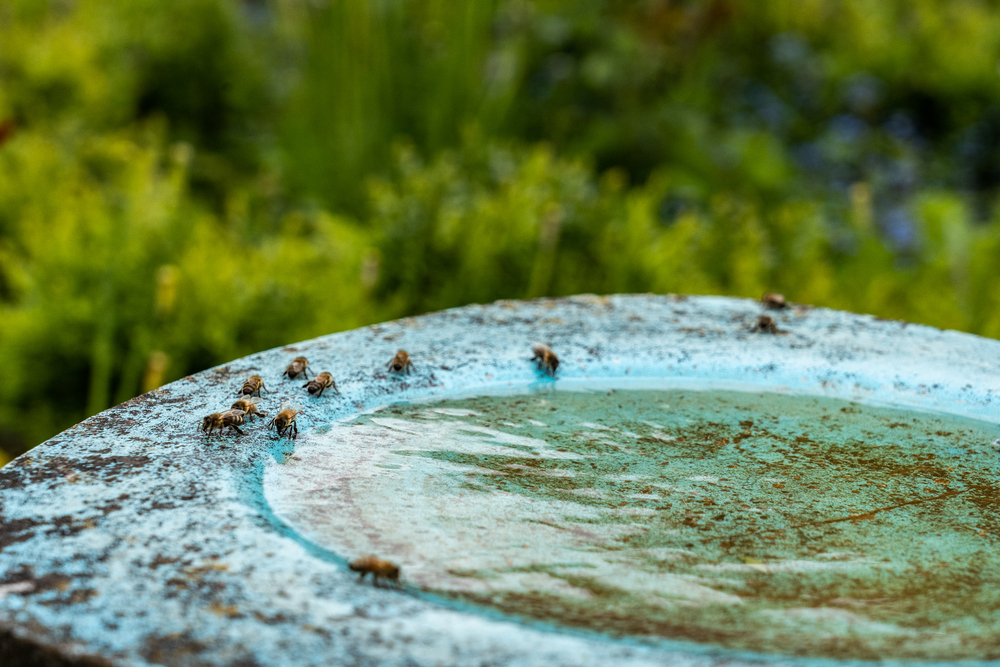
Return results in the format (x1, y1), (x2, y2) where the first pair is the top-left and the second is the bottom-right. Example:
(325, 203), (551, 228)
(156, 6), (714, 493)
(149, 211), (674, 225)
(264, 387), (1000, 660)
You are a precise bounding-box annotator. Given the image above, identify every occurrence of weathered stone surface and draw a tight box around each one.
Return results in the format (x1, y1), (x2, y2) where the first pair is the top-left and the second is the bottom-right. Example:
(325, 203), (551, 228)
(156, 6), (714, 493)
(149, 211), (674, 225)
(1, 295), (999, 666)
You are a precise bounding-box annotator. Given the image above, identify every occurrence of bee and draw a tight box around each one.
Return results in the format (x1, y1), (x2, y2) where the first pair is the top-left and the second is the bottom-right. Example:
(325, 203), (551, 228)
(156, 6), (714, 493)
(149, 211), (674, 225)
(349, 555), (400, 587)
(200, 413), (223, 436)
(531, 342), (559, 377)
(200, 409), (247, 437)
(267, 401), (301, 439)
(386, 350), (414, 374)
(239, 375), (267, 397)
(283, 357), (310, 380)
(304, 372), (339, 397)
(230, 395), (266, 420)
(754, 315), (779, 334)
(761, 292), (787, 310)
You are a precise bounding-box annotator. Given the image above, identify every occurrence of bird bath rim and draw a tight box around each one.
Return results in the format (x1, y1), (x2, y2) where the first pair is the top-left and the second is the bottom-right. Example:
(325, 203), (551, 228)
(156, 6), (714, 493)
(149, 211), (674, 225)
(1, 293), (999, 667)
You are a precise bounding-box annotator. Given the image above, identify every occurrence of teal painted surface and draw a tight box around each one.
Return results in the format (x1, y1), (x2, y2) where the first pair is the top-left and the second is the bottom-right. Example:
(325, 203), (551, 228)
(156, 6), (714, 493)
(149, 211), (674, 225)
(1, 294), (1000, 666)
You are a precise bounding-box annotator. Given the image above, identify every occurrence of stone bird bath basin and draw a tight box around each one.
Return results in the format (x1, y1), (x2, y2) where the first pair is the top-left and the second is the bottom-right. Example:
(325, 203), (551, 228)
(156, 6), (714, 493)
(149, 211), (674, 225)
(2, 294), (1000, 666)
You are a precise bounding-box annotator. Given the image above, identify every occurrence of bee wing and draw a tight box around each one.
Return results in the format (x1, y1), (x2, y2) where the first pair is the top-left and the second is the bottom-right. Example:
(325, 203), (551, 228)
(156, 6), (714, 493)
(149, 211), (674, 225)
(248, 396), (264, 405)
(280, 400), (292, 411)
(531, 341), (550, 355)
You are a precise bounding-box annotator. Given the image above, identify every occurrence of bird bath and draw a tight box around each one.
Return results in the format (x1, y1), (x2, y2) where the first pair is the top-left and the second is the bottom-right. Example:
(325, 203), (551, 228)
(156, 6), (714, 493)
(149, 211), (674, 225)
(2, 294), (1000, 666)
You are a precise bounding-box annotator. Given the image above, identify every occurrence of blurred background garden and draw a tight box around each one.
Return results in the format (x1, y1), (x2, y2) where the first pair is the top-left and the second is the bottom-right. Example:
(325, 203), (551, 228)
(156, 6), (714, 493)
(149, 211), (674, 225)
(3, 0), (1000, 462)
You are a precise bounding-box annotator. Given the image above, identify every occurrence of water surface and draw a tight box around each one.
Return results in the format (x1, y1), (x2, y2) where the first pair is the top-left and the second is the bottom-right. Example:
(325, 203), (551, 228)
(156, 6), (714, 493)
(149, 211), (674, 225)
(265, 388), (1000, 660)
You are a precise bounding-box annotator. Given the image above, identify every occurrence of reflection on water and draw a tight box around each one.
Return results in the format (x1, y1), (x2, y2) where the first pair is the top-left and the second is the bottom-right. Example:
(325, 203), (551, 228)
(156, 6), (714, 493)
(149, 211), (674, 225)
(265, 388), (1000, 660)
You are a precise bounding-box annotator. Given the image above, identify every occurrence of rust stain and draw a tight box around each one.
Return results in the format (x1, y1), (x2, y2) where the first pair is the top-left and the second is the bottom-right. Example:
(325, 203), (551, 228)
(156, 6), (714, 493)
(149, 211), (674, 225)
(793, 489), (967, 527)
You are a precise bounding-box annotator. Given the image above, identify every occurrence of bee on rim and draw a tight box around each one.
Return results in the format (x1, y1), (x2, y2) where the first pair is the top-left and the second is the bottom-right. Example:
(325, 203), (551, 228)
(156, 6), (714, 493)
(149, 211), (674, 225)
(239, 375), (267, 397)
(230, 396), (266, 420)
(200, 409), (247, 437)
(267, 401), (301, 439)
(386, 350), (414, 374)
(530, 342), (559, 377)
(754, 315), (779, 334)
(304, 372), (339, 397)
(761, 292), (787, 310)
(283, 357), (310, 380)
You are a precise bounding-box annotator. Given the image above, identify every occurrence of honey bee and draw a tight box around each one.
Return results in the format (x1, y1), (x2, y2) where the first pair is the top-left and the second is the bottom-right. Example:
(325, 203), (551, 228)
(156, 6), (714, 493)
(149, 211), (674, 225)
(754, 315), (778, 334)
(267, 401), (301, 439)
(200, 413), (223, 435)
(761, 292), (787, 310)
(239, 375), (267, 397)
(531, 342), (559, 377)
(200, 409), (247, 437)
(386, 350), (414, 374)
(349, 555), (400, 587)
(230, 395), (266, 420)
(304, 372), (339, 397)
(282, 357), (310, 380)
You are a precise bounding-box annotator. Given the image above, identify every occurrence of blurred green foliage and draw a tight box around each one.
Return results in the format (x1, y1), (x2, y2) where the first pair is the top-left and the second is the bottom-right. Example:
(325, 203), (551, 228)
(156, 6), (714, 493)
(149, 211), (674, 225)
(4, 0), (1000, 461)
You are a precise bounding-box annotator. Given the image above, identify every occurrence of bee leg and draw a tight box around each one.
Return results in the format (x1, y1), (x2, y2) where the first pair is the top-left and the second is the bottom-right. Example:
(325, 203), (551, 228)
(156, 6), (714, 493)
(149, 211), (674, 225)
(302, 368), (311, 379)
(230, 424), (246, 436)
(407, 362), (415, 374)
(318, 386), (326, 397)
(332, 381), (340, 395)
(291, 422), (298, 439)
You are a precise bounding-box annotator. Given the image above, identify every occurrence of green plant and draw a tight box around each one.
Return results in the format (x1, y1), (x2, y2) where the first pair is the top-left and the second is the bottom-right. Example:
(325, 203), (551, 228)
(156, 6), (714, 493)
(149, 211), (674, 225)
(4, 0), (1000, 462)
